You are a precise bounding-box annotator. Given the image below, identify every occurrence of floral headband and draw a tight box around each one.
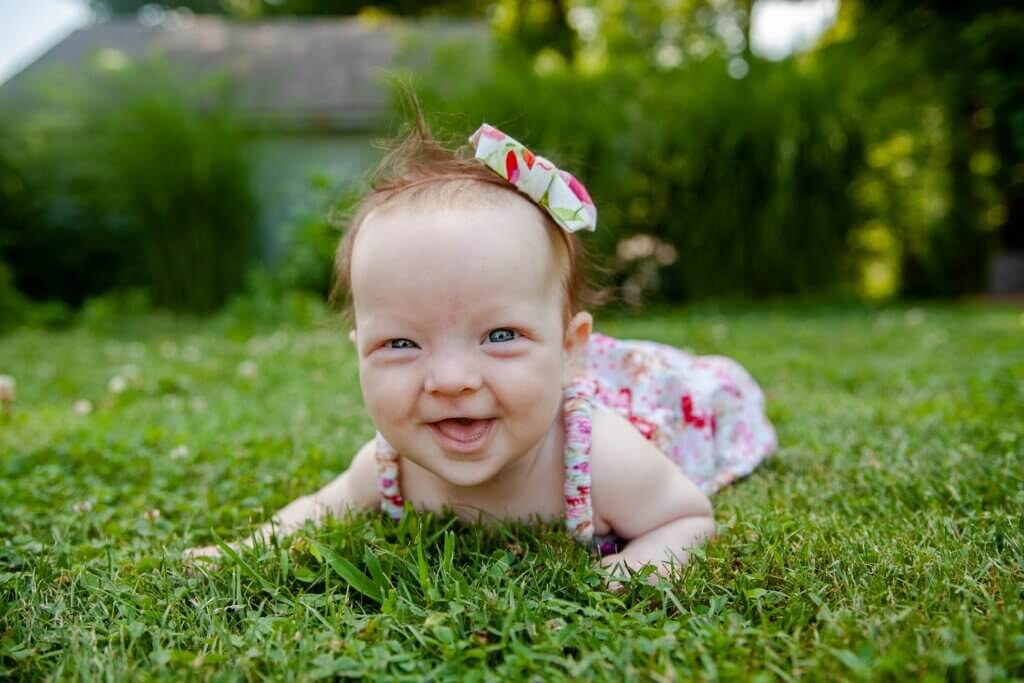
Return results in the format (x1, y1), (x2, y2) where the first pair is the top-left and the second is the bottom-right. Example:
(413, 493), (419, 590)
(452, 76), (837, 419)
(469, 124), (597, 233)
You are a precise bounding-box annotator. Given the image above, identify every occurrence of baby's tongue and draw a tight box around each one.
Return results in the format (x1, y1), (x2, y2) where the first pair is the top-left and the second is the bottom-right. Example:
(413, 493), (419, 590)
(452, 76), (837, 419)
(434, 418), (491, 442)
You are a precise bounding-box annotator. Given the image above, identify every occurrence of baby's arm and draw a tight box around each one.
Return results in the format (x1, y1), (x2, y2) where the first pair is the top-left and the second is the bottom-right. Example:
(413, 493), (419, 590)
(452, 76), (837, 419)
(589, 408), (715, 576)
(184, 438), (380, 559)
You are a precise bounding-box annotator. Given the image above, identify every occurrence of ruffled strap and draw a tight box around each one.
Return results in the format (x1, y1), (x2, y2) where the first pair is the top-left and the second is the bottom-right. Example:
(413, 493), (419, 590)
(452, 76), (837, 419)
(375, 433), (405, 520)
(563, 378), (597, 544)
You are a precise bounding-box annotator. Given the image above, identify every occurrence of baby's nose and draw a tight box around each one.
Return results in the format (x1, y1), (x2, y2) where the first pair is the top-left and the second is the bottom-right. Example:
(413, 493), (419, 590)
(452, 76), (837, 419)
(424, 351), (483, 396)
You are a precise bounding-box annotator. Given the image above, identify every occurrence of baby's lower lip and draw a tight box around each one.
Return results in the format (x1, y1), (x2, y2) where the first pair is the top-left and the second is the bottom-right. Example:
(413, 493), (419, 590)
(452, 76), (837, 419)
(429, 418), (496, 453)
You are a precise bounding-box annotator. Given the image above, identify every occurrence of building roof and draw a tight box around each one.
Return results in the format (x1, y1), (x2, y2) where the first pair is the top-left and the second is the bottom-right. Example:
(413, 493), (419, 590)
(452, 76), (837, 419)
(1, 16), (485, 131)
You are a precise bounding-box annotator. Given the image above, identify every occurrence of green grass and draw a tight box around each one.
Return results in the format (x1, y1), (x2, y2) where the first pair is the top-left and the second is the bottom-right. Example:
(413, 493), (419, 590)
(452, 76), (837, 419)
(1, 304), (1022, 680)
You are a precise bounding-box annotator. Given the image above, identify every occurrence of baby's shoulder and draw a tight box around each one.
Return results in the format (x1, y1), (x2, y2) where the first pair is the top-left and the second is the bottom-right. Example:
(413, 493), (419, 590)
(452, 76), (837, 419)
(587, 404), (713, 538)
(588, 406), (674, 491)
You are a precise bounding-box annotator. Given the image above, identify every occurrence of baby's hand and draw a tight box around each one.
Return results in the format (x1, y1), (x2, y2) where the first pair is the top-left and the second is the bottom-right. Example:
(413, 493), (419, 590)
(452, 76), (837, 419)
(183, 544), (223, 563)
(598, 552), (662, 591)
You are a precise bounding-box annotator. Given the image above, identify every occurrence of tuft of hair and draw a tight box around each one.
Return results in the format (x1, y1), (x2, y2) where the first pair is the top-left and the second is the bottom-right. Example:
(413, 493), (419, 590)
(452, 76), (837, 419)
(330, 106), (604, 324)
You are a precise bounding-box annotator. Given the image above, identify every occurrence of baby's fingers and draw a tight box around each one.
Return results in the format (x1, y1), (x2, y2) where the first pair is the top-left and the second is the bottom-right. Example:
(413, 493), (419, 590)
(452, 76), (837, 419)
(183, 545), (223, 565)
(597, 553), (628, 592)
(597, 553), (662, 590)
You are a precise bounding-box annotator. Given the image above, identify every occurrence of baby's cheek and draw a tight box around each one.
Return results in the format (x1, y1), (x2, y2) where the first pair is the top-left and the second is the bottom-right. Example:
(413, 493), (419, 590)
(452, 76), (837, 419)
(504, 362), (562, 420)
(359, 367), (406, 422)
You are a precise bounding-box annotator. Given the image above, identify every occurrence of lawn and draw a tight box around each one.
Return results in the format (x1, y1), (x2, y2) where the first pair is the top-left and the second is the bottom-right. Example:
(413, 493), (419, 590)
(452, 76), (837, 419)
(1, 304), (1022, 680)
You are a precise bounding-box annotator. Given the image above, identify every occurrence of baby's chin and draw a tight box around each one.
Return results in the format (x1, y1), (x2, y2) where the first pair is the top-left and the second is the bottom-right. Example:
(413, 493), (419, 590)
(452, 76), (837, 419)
(399, 443), (524, 490)
(424, 455), (510, 489)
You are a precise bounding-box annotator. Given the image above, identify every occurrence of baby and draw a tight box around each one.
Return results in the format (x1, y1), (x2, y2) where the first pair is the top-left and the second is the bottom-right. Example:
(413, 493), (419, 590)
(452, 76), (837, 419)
(187, 121), (777, 576)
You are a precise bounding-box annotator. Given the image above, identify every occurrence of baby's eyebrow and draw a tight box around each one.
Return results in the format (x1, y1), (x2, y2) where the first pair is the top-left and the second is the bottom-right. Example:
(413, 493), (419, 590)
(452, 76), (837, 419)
(358, 310), (426, 329)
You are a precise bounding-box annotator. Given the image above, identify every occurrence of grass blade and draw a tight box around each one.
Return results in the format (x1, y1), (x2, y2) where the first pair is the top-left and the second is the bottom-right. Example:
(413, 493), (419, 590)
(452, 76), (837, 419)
(308, 540), (382, 604)
(363, 546), (389, 592)
(217, 541), (278, 596)
(442, 531), (455, 573)
(416, 530), (432, 596)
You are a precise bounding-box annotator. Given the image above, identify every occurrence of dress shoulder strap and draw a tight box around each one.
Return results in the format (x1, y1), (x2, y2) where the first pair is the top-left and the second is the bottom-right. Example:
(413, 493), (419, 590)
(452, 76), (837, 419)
(563, 378), (597, 544)
(375, 433), (405, 519)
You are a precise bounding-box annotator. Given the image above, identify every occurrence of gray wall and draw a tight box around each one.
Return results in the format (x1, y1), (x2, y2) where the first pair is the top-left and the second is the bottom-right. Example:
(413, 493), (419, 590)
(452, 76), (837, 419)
(250, 134), (381, 261)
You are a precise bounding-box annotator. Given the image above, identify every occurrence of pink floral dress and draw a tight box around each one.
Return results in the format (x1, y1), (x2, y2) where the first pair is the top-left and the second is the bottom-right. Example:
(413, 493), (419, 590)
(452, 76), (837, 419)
(376, 333), (777, 554)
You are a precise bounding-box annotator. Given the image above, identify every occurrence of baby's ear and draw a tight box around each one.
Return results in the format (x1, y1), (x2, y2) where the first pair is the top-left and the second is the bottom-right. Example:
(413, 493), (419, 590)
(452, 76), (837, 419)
(562, 312), (593, 381)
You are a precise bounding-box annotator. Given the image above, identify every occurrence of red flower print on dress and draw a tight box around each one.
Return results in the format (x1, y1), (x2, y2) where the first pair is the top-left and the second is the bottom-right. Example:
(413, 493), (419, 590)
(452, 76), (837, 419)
(681, 394), (715, 435)
(607, 387), (658, 441)
(629, 415), (658, 440)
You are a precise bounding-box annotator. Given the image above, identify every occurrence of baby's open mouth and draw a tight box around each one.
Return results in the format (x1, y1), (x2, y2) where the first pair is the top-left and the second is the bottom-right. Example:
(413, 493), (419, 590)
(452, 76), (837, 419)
(431, 417), (495, 444)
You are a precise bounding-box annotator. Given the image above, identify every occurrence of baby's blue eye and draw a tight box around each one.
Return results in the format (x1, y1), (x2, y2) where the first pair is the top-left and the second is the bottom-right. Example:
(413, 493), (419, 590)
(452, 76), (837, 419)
(388, 339), (419, 350)
(487, 328), (517, 343)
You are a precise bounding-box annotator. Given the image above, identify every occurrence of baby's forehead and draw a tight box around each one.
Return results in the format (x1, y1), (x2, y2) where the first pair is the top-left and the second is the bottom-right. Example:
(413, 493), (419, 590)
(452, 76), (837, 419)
(366, 178), (534, 226)
(355, 194), (562, 271)
(350, 197), (567, 310)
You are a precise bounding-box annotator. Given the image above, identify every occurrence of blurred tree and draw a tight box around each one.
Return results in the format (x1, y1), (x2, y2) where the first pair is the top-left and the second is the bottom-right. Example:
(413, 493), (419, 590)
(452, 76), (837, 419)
(80, 0), (1023, 299)
(89, 0), (764, 63)
(826, 1), (1024, 295)
(0, 112), (143, 306)
(1, 61), (258, 313)
(88, 0), (491, 18)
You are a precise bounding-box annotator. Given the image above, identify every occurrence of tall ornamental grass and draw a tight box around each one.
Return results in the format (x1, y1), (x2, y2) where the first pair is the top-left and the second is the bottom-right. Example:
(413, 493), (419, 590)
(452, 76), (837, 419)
(0, 60), (257, 314)
(412, 48), (863, 302)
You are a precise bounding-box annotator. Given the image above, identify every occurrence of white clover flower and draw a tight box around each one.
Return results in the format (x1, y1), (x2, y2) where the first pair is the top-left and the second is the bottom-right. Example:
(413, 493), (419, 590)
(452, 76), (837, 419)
(144, 508), (161, 523)
(73, 500), (93, 514)
(237, 360), (258, 379)
(108, 375), (127, 394)
(905, 308), (926, 326)
(163, 395), (184, 411)
(73, 399), (93, 416)
(170, 445), (190, 460)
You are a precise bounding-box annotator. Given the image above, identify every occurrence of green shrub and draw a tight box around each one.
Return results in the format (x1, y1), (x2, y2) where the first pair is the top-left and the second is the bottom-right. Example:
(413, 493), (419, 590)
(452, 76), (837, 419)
(216, 269), (333, 339)
(272, 176), (357, 297)
(627, 58), (864, 300)
(0, 112), (140, 307)
(0, 261), (72, 332)
(0, 261), (31, 332)
(411, 45), (863, 302)
(0, 59), (257, 314)
(77, 288), (153, 334)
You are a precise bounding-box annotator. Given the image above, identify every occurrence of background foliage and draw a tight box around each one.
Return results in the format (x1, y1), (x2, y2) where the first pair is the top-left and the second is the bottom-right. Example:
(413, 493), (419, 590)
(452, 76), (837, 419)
(1, 60), (257, 319)
(1, 0), (1022, 328)
(412, 46), (865, 300)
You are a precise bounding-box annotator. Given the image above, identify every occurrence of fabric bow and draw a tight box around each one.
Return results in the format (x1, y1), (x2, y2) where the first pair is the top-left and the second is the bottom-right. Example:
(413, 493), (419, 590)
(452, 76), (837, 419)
(469, 124), (597, 233)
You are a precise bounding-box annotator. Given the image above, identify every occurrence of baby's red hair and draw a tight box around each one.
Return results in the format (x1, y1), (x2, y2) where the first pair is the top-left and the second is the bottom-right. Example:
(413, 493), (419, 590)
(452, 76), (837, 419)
(331, 114), (601, 322)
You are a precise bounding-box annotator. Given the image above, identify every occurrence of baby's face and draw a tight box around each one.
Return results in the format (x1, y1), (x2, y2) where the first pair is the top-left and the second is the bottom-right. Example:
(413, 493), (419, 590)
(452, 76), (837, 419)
(350, 198), (590, 488)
